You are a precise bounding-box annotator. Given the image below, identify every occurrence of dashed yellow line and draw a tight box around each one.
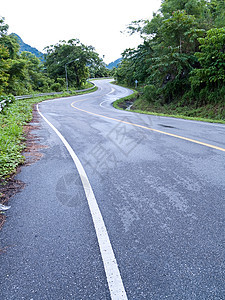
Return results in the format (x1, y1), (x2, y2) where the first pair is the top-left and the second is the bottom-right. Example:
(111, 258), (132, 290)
(71, 99), (225, 153)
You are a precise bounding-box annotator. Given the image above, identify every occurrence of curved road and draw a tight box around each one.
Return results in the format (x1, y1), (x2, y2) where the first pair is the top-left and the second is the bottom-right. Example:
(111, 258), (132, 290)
(1, 79), (225, 299)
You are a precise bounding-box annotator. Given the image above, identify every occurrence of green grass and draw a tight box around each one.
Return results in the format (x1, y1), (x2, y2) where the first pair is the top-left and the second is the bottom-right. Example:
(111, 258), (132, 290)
(0, 87), (97, 182)
(0, 99), (33, 181)
(112, 83), (225, 124)
(131, 97), (225, 124)
(113, 91), (139, 110)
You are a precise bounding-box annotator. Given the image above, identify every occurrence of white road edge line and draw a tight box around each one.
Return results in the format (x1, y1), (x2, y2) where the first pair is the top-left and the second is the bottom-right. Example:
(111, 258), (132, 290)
(37, 104), (128, 300)
(99, 88), (116, 108)
(108, 88), (115, 95)
(99, 99), (110, 108)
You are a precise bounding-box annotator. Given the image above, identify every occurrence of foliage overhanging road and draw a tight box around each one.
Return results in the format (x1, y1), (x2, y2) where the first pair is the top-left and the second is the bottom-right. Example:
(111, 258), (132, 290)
(1, 79), (225, 299)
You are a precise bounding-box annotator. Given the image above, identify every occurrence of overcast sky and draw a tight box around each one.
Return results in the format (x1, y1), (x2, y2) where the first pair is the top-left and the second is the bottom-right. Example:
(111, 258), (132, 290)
(1, 0), (161, 63)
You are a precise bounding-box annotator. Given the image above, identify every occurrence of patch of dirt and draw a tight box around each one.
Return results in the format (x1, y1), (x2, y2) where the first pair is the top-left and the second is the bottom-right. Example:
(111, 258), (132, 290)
(22, 108), (48, 166)
(118, 99), (136, 110)
(0, 105), (47, 230)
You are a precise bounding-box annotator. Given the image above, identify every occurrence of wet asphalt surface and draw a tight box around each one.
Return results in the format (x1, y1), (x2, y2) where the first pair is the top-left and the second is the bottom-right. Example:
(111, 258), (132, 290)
(0, 79), (225, 299)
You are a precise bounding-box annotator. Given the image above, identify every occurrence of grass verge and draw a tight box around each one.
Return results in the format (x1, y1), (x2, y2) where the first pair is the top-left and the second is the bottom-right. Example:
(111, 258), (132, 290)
(0, 87), (97, 183)
(112, 83), (225, 124)
(131, 97), (225, 124)
(113, 90), (139, 110)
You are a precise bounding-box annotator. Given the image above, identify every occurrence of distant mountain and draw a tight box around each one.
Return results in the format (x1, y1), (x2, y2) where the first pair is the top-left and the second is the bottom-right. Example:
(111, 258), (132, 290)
(107, 58), (122, 69)
(10, 33), (44, 61)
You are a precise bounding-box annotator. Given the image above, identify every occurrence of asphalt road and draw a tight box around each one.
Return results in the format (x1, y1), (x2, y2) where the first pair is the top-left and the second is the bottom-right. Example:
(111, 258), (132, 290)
(1, 79), (225, 299)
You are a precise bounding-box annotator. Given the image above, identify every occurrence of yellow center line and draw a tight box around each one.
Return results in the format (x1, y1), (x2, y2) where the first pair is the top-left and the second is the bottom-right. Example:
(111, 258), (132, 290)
(71, 99), (225, 153)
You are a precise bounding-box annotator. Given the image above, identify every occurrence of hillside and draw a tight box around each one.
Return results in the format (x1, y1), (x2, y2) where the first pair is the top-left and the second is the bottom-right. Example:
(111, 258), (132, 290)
(107, 58), (121, 69)
(10, 33), (44, 61)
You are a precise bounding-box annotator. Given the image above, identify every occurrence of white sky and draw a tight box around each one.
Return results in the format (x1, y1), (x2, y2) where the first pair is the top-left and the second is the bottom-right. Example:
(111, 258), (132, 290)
(1, 0), (161, 63)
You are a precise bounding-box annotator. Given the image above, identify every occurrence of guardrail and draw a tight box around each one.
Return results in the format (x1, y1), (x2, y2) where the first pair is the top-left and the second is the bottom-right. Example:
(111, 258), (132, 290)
(0, 82), (96, 113)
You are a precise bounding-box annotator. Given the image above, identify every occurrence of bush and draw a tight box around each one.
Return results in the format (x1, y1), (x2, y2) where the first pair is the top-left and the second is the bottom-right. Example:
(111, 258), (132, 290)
(144, 85), (159, 102)
(50, 83), (62, 92)
(57, 78), (66, 89)
(0, 94), (15, 103)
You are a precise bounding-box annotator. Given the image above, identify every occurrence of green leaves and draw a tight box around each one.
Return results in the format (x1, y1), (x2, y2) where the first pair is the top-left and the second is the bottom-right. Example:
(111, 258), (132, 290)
(118, 0), (225, 106)
(162, 10), (197, 50)
(0, 17), (108, 95)
(0, 17), (46, 95)
(0, 101), (28, 180)
(190, 27), (225, 87)
(44, 39), (107, 88)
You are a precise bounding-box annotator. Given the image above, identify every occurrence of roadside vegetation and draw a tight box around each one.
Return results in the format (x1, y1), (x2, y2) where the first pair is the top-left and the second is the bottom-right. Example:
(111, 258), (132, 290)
(0, 17), (111, 96)
(0, 96), (34, 181)
(113, 89), (225, 123)
(1, 0), (225, 181)
(0, 15), (105, 182)
(0, 85), (97, 183)
(115, 0), (225, 122)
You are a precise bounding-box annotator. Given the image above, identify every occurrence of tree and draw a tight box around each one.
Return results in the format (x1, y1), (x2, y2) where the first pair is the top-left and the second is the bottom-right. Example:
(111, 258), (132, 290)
(20, 51), (51, 92)
(44, 39), (106, 88)
(116, 55), (136, 86)
(0, 16), (55, 95)
(0, 17), (9, 37)
(149, 10), (204, 103)
(0, 16), (108, 95)
(190, 27), (225, 88)
(0, 44), (10, 93)
(118, 0), (225, 104)
(0, 17), (20, 95)
(115, 41), (153, 86)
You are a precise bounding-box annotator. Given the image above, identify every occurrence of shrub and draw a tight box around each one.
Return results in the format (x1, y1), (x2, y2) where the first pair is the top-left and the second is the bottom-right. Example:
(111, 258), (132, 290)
(50, 83), (62, 92)
(144, 85), (159, 102)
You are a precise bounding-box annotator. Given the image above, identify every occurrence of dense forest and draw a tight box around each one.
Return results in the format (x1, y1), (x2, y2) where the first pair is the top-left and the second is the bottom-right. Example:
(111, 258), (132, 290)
(0, 17), (110, 96)
(116, 0), (225, 119)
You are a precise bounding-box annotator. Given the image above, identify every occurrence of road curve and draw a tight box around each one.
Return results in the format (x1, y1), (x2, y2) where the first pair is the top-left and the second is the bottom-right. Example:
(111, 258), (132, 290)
(0, 79), (225, 299)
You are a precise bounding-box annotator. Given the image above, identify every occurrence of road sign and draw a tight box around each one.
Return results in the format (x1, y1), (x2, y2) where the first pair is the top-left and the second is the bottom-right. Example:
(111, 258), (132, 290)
(135, 80), (138, 88)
